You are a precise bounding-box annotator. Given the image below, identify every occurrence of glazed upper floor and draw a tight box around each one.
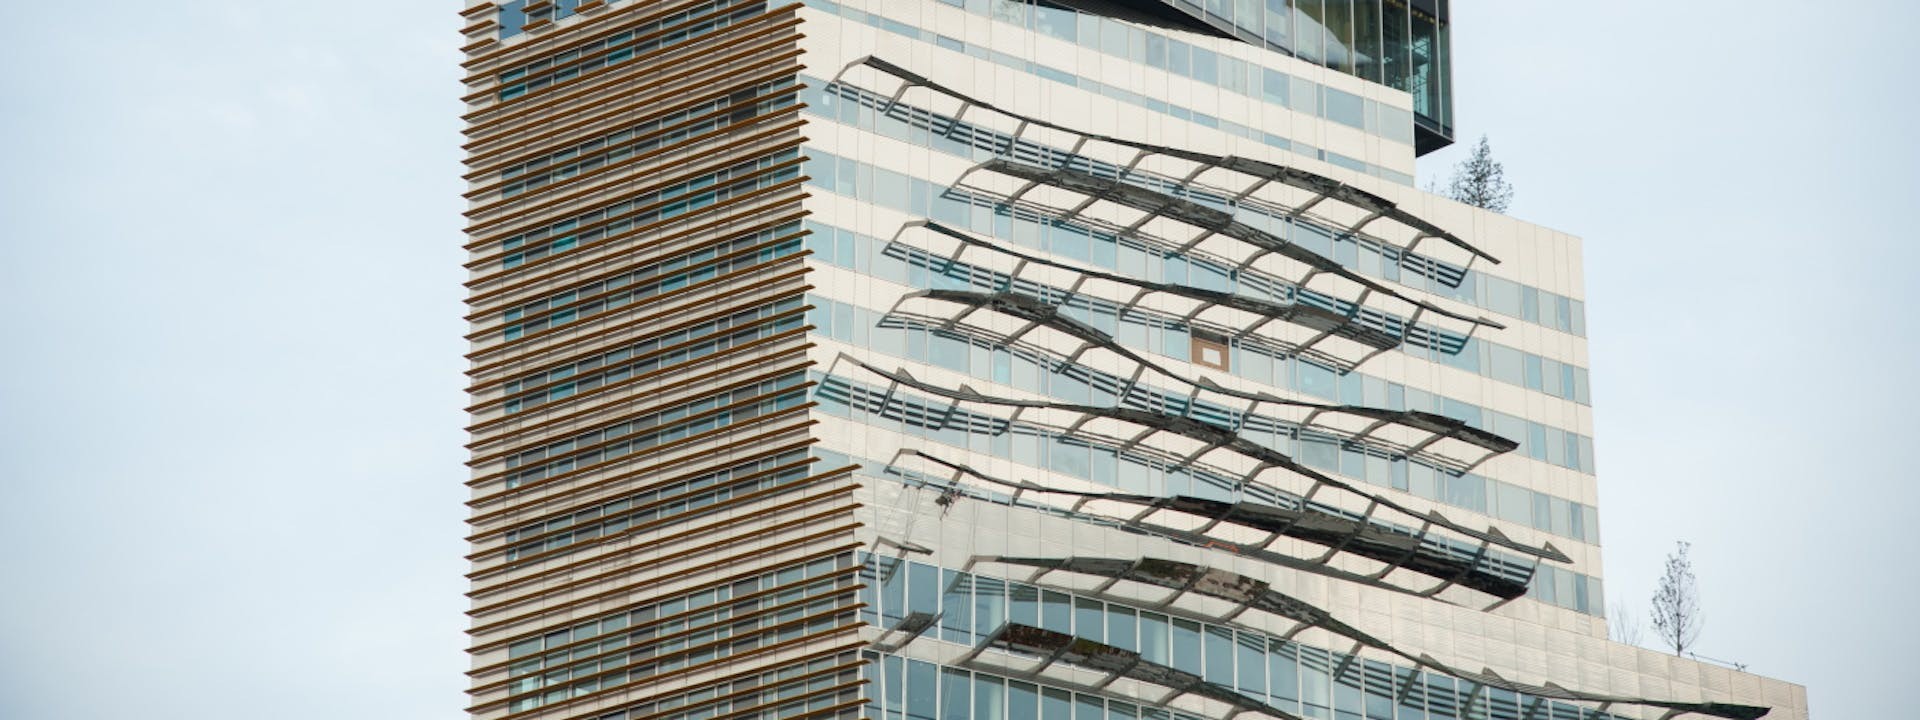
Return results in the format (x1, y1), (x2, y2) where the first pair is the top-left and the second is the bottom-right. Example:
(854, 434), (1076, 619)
(1087, 0), (1454, 153)
(469, 0), (1453, 154)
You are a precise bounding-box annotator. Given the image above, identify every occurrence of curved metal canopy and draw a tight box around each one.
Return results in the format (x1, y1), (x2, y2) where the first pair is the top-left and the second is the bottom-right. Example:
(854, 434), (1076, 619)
(888, 231), (1517, 465)
(845, 356), (1552, 567)
(983, 556), (1769, 720)
(971, 622), (1306, 720)
(830, 56), (1496, 266)
(890, 451), (1551, 610)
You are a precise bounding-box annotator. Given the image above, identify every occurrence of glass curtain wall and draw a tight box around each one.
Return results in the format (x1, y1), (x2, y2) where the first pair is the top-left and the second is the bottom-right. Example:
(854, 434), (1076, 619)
(940, 1), (1452, 144)
(1129, 0), (1453, 137)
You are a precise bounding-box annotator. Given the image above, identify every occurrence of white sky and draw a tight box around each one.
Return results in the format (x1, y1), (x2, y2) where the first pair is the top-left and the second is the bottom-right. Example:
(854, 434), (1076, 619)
(0, 1), (1910, 718)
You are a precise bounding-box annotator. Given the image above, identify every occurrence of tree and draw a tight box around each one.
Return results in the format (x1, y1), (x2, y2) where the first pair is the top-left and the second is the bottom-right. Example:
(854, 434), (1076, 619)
(1442, 135), (1514, 213)
(1608, 599), (1644, 647)
(1650, 541), (1703, 656)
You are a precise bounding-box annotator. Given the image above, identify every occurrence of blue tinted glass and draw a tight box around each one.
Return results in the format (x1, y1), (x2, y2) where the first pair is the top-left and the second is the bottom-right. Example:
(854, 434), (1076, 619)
(973, 576), (1006, 637)
(1325, 88), (1365, 128)
(1168, 39), (1192, 75)
(1262, 68), (1291, 105)
(1074, 597), (1105, 642)
(1009, 682), (1039, 720)
(1034, 5), (1076, 41)
(975, 676), (1006, 720)
(1171, 619), (1202, 671)
(499, 0), (528, 38)
(1041, 589), (1072, 633)
(1107, 607), (1138, 651)
(1298, 361), (1338, 400)
(909, 660), (939, 720)
(1270, 640), (1301, 702)
(942, 571), (971, 641)
(1191, 47), (1219, 83)
(1133, 611), (1169, 664)
(943, 668), (973, 720)
(1203, 626), (1235, 683)
(1042, 689), (1071, 720)
(1075, 696), (1103, 720)
(1237, 632), (1267, 695)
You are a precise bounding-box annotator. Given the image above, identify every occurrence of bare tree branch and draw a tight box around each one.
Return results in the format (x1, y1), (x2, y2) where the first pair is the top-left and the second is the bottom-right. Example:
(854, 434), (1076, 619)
(1650, 540), (1704, 655)
(1609, 599), (1644, 647)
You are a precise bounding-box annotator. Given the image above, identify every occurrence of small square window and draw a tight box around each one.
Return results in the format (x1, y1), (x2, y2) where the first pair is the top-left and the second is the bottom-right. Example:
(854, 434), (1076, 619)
(1191, 334), (1230, 371)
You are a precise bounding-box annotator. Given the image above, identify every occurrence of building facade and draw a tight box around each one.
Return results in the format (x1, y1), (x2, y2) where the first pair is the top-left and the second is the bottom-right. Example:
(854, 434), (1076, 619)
(457, 3), (1807, 720)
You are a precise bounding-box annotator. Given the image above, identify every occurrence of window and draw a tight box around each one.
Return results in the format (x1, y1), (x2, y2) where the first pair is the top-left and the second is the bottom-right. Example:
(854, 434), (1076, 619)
(1191, 333), (1230, 371)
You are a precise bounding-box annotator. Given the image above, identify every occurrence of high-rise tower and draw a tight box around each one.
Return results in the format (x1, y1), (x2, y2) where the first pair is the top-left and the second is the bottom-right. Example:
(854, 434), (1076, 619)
(458, 3), (1806, 720)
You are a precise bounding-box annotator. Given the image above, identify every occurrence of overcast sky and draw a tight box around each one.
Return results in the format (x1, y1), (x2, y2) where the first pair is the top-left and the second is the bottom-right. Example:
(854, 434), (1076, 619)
(0, 1), (1909, 718)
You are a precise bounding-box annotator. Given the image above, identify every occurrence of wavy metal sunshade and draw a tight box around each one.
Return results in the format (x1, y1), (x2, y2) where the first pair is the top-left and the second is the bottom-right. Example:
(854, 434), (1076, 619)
(976, 556), (1768, 720)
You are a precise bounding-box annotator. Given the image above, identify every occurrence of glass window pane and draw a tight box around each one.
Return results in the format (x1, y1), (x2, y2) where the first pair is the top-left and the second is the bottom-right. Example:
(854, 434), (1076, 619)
(1034, 5), (1076, 41)
(942, 571), (972, 642)
(1323, 0), (1355, 72)
(1353, 0), (1383, 82)
(908, 660), (939, 720)
(1171, 619), (1203, 674)
(1192, 47), (1220, 84)
(1270, 640), (1300, 703)
(1042, 688), (1072, 720)
(1139, 612), (1171, 665)
(1237, 632), (1267, 696)
(973, 576), (1006, 637)
(1010, 583), (1039, 626)
(1203, 626), (1235, 684)
(1333, 656), (1364, 714)
(1041, 590), (1072, 633)
(1266, 0), (1291, 48)
(975, 676), (1006, 720)
(1076, 695), (1103, 720)
(1325, 87), (1365, 129)
(1074, 598), (1105, 642)
(1294, 0), (1325, 65)
(1009, 681), (1038, 720)
(943, 668), (972, 720)
(1107, 607), (1139, 651)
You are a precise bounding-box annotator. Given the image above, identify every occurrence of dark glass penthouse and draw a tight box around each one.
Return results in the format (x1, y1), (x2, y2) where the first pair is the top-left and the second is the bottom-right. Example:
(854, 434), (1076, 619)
(1095, 0), (1454, 153)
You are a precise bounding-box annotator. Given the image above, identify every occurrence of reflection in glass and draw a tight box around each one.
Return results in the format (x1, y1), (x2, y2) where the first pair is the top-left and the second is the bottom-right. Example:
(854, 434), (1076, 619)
(1322, 0), (1354, 73)
(1293, 0), (1324, 65)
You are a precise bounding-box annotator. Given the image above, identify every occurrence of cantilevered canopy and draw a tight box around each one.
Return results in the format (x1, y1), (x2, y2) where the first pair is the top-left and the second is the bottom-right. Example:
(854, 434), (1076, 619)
(884, 223), (1517, 472)
(892, 219), (1470, 374)
(886, 446), (1552, 607)
(977, 556), (1769, 720)
(823, 57), (1503, 369)
(988, 555), (1397, 649)
(965, 622), (1306, 720)
(839, 355), (1552, 567)
(829, 56), (1494, 266)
